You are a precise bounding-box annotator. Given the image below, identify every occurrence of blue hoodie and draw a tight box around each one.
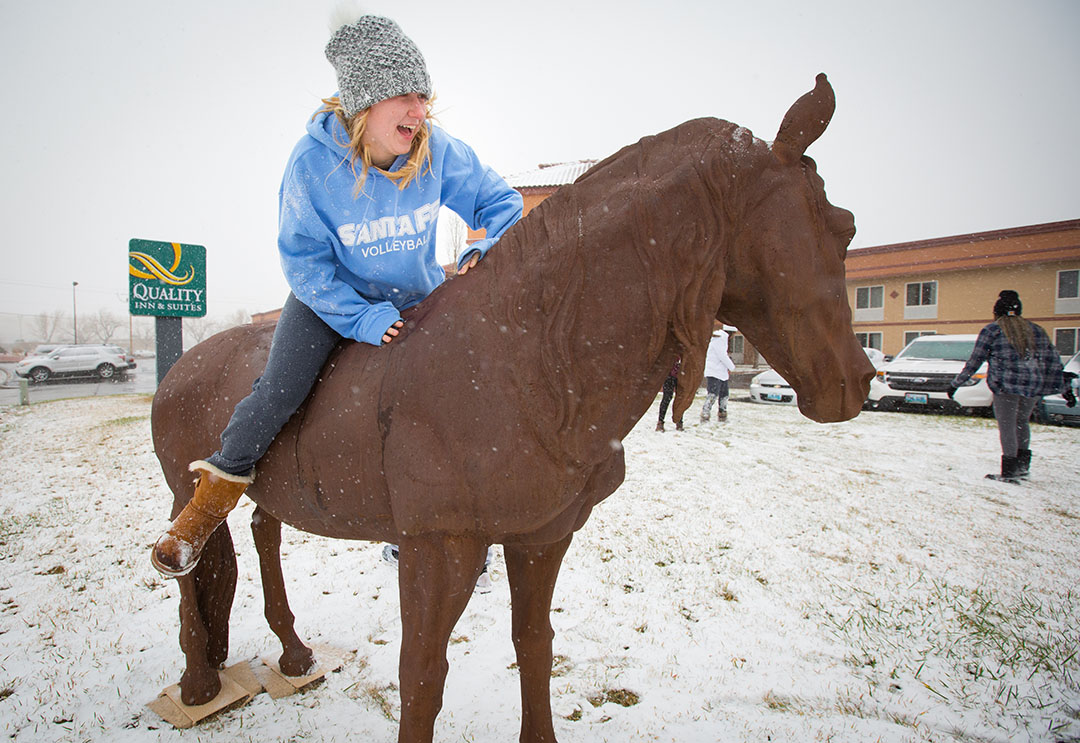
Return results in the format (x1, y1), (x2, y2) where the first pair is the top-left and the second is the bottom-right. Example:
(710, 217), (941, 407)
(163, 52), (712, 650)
(278, 106), (523, 346)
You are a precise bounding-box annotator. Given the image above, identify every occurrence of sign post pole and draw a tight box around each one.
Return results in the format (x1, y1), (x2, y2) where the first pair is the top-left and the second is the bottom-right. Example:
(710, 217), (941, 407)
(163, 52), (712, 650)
(154, 317), (184, 385)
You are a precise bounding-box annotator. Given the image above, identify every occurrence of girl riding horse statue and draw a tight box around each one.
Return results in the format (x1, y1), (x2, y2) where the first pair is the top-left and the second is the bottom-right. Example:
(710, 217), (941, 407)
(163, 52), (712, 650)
(151, 73), (873, 742)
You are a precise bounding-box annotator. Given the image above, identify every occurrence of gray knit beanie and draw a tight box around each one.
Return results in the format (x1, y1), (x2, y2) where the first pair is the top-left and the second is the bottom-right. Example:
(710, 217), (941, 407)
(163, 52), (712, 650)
(326, 15), (431, 117)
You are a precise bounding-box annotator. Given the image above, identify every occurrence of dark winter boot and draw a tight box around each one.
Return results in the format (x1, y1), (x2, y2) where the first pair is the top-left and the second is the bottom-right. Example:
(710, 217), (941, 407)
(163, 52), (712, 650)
(1016, 449), (1031, 478)
(985, 455), (1022, 484)
(151, 461), (252, 577)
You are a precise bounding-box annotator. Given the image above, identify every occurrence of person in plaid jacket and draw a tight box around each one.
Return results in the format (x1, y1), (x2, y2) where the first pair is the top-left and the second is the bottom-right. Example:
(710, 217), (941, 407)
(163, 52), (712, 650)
(949, 290), (1067, 483)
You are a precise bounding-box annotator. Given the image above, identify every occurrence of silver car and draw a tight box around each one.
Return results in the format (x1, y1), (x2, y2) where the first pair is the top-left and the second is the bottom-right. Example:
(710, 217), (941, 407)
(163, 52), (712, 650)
(1037, 351), (1080, 426)
(15, 344), (136, 383)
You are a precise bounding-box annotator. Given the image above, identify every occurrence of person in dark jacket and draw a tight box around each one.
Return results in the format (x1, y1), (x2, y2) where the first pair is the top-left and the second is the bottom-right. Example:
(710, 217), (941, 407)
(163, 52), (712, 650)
(656, 357), (683, 431)
(948, 290), (1065, 483)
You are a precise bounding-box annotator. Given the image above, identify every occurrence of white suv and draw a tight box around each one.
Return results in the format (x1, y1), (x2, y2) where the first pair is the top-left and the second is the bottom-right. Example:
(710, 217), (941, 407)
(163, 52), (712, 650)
(15, 345), (136, 383)
(867, 334), (991, 413)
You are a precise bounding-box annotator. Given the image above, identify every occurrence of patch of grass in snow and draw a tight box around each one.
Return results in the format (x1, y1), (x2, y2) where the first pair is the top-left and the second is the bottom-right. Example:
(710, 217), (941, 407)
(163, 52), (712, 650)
(833, 689), (871, 718)
(587, 687), (639, 708)
(551, 654), (573, 677)
(1047, 506), (1079, 521)
(763, 689), (802, 712)
(95, 415), (148, 429)
(507, 654), (573, 677)
(821, 576), (1080, 727)
(763, 687), (929, 730)
(344, 679), (397, 721)
(0, 510), (51, 555)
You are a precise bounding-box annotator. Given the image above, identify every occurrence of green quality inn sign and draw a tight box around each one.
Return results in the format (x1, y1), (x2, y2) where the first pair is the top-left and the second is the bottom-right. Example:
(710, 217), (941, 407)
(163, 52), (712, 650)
(128, 239), (206, 317)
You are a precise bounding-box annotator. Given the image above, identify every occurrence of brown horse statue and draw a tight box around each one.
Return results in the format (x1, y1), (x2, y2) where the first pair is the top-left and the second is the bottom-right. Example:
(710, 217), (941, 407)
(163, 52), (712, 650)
(151, 73), (873, 742)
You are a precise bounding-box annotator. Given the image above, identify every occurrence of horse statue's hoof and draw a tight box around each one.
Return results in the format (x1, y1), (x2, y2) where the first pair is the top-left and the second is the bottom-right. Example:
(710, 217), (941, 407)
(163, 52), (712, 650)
(279, 646), (317, 677)
(180, 667), (222, 706)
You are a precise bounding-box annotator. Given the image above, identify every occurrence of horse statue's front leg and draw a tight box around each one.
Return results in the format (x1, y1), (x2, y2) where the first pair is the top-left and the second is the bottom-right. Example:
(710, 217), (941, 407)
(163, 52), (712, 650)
(250, 506), (315, 676)
(505, 535), (573, 743)
(176, 525), (237, 705)
(396, 534), (489, 743)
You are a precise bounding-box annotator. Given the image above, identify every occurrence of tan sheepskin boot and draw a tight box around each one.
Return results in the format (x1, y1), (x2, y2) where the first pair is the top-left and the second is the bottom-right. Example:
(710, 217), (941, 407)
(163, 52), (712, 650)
(151, 461), (253, 577)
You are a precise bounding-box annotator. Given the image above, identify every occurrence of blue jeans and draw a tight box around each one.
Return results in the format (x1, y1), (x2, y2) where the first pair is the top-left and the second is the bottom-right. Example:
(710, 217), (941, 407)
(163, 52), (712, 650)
(705, 377), (729, 399)
(204, 293), (342, 477)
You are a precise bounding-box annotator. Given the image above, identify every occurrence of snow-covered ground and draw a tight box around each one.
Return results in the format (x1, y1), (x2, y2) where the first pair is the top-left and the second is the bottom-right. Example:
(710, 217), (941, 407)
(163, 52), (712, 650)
(1, 392), (1078, 743)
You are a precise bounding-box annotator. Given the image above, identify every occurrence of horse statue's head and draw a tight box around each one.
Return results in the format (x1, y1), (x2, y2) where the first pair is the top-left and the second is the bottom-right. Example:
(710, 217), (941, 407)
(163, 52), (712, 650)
(717, 73), (873, 422)
(618, 73), (870, 424)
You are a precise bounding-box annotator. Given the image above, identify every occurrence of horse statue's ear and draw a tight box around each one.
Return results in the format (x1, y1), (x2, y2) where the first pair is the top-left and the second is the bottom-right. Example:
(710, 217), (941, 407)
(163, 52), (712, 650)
(772, 72), (835, 166)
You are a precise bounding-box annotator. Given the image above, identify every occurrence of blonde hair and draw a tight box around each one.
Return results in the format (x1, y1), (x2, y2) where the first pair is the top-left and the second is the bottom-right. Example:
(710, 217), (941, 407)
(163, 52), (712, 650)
(996, 315), (1035, 358)
(317, 94), (435, 196)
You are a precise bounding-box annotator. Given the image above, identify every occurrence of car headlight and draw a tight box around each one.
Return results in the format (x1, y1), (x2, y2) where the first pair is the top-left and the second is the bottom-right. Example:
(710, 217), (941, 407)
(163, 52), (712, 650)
(958, 373), (986, 387)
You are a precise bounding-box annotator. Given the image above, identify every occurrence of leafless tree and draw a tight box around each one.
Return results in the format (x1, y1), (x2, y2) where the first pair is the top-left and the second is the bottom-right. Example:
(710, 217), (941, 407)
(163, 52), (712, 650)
(86, 308), (123, 343)
(443, 211), (468, 267)
(132, 317), (155, 352)
(31, 311), (65, 343)
(182, 310), (251, 346)
(222, 309), (251, 329)
(182, 316), (219, 345)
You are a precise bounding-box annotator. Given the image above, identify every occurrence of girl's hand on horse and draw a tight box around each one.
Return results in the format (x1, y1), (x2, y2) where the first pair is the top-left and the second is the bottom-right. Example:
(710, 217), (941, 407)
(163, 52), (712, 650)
(457, 251), (481, 275)
(382, 320), (405, 345)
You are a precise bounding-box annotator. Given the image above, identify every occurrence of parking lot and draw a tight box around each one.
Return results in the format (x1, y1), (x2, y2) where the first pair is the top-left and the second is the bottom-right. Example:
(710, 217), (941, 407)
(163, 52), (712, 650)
(0, 359), (159, 406)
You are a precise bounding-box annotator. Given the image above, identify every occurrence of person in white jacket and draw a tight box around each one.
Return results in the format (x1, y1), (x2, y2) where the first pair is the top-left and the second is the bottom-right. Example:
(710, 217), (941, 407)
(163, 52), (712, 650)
(701, 329), (736, 422)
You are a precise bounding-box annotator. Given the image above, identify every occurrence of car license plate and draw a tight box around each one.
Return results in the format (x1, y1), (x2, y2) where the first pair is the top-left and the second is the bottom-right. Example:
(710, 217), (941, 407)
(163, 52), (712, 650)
(765, 392), (784, 401)
(905, 392), (928, 404)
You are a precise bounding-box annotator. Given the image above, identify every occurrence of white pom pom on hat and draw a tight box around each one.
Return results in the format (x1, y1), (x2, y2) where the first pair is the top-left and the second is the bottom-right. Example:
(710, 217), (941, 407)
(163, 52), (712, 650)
(328, 0), (365, 33)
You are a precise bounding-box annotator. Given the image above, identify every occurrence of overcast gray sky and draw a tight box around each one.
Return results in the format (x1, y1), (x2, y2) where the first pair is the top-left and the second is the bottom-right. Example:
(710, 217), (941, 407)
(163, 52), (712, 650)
(1, 0), (1077, 325)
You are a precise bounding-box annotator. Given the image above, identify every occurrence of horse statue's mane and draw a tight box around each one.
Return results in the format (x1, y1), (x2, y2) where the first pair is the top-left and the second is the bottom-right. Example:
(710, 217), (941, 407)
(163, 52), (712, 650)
(477, 117), (757, 436)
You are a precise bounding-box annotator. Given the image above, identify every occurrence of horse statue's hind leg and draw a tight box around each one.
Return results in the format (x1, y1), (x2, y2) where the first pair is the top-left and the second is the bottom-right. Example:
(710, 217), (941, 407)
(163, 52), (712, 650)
(250, 506), (316, 676)
(396, 535), (489, 743)
(176, 524), (237, 705)
(505, 535), (573, 743)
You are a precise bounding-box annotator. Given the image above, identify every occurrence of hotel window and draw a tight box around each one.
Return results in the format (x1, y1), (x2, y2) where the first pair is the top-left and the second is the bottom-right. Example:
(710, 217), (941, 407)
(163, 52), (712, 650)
(854, 286), (884, 322)
(1056, 328), (1077, 357)
(904, 330), (936, 347)
(1057, 269), (1080, 315)
(855, 332), (882, 350)
(904, 281), (938, 320)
